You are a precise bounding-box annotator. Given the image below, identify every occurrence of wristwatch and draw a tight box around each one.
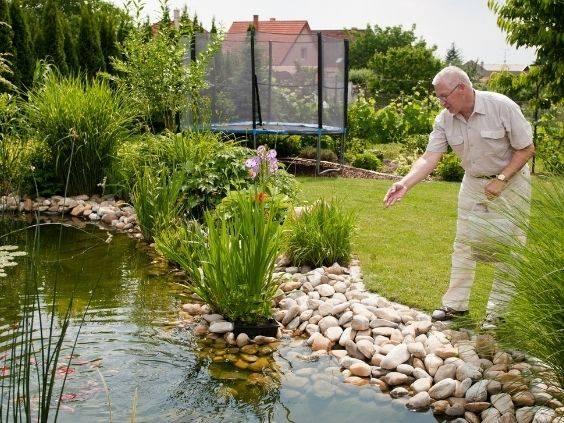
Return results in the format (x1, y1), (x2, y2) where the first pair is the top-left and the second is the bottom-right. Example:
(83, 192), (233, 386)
(496, 174), (507, 182)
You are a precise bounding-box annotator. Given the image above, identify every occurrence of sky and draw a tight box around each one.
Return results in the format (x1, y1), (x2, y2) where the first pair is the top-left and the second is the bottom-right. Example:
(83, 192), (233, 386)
(107, 0), (536, 65)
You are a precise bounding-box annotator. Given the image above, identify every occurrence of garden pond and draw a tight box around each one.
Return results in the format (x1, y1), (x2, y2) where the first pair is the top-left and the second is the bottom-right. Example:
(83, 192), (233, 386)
(0, 217), (435, 422)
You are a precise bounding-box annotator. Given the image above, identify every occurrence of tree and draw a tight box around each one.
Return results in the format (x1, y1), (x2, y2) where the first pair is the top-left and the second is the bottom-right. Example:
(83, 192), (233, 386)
(0, 0), (13, 56)
(488, 0), (563, 99)
(348, 24), (418, 69)
(445, 42), (463, 66)
(38, 0), (68, 74)
(9, 0), (35, 89)
(62, 16), (78, 74)
(99, 15), (118, 74)
(369, 43), (443, 102)
(77, 5), (105, 77)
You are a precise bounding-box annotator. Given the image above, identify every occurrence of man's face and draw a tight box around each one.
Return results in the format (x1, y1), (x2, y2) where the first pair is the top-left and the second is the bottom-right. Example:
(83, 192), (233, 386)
(434, 81), (464, 114)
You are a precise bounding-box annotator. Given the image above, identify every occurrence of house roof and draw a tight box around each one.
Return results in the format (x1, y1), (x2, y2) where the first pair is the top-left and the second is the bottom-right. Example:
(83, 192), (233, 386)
(227, 19), (310, 35)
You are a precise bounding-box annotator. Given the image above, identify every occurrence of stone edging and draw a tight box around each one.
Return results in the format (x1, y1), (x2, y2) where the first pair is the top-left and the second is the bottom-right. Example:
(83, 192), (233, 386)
(183, 258), (563, 423)
(1, 194), (142, 237)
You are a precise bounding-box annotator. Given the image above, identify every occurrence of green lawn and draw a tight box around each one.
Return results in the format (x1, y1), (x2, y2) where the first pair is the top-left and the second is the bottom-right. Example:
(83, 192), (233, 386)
(297, 176), (493, 320)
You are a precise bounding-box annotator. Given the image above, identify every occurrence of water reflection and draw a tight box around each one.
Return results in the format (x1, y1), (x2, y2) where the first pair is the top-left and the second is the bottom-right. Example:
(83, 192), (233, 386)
(0, 217), (436, 422)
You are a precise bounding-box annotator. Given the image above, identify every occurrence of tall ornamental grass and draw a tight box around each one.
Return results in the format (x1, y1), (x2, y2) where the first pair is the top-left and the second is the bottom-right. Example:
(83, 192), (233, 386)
(475, 180), (563, 389)
(25, 73), (135, 195)
(283, 200), (356, 267)
(131, 167), (186, 242)
(156, 190), (282, 324)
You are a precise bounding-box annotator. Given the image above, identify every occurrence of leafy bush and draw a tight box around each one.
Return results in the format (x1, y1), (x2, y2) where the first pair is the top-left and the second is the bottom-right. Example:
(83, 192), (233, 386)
(283, 200), (356, 267)
(0, 137), (50, 196)
(298, 146), (338, 162)
(113, 132), (298, 219)
(436, 152), (464, 181)
(25, 73), (135, 195)
(156, 190), (282, 324)
(347, 95), (379, 141)
(131, 167), (186, 241)
(401, 134), (429, 156)
(351, 152), (382, 171)
(536, 101), (563, 175)
(349, 68), (373, 91)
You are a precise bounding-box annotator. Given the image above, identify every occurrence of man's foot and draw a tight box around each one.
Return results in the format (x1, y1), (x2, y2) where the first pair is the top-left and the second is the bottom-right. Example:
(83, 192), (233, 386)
(432, 306), (469, 321)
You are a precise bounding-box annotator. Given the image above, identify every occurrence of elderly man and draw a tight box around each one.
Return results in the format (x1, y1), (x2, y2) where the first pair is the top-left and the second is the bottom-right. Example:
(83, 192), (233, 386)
(384, 66), (535, 326)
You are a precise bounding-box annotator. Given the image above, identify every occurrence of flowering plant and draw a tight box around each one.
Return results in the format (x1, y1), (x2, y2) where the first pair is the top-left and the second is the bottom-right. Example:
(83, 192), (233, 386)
(245, 145), (278, 182)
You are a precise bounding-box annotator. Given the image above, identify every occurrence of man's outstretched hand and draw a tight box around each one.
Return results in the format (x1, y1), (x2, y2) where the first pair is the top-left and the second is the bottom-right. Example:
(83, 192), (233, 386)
(383, 182), (407, 208)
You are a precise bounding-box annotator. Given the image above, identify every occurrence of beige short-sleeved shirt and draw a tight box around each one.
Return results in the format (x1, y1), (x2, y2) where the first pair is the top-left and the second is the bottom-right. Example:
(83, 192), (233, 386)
(426, 90), (533, 177)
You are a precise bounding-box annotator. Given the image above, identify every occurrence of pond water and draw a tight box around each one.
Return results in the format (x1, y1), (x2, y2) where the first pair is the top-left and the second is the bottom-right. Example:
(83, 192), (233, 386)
(0, 216), (436, 422)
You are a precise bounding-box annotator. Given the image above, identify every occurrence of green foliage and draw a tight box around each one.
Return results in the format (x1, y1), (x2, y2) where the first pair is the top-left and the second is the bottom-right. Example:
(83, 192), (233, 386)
(112, 131), (300, 219)
(488, 0), (564, 98)
(131, 166), (186, 241)
(349, 68), (373, 91)
(476, 180), (564, 388)
(283, 200), (355, 267)
(9, 0), (35, 89)
(349, 23), (418, 69)
(0, 136), (49, 195)
(487, 70), (536, 103)
(25, 73), (135, 195)
(215, 187), (292, 225)
(435, 152), (464, 181)
(38, 0), (68, 75)
(77, 5), (105, 77)
(156, 190), (283, 324)
(373, 92), (440, 144)
(536, 101), (564, 175)
(348, 95), (379, 141)
(0, 1), (13, 58)
(298, 146), (338, 162)
(351, 151), (382, 171)
(401, 134), (429, 156)
(368, 43), (443, 101)
(109, 2), (220, 130)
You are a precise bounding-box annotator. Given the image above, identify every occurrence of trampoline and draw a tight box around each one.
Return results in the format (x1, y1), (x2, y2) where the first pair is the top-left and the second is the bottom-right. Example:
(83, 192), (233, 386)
(183, 30), (350, 171)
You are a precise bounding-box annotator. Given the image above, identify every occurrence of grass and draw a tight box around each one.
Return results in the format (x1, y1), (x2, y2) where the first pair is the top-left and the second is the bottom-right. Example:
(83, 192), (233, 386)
(297, 176), (494, 319)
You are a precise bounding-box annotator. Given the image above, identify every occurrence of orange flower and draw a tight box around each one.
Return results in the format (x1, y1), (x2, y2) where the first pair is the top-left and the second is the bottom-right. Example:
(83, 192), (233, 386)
(256, 192), (268, 203)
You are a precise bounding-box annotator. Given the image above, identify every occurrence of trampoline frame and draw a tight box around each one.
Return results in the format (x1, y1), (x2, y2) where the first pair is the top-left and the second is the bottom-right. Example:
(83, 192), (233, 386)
(189, 29), (350, 174)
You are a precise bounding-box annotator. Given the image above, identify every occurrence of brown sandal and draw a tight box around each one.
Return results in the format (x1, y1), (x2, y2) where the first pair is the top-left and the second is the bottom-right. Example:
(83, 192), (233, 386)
(432, 306), (469, 321)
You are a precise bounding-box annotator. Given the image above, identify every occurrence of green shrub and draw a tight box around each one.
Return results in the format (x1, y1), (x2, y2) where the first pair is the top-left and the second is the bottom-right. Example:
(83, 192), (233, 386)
(131, 167), (186, 241)
(349, 68), (373, 91)
(351, 152), (382, 171)
(112, 131), (298, 219)
(536, 101), (563, 175)
(369, 143), (403, 161)
(347, 95), (379, 141)
(401, 134), (429, 156)
(436, 152), (464, 181)
(0, 137), (50, 196)
(373, 104), (406, 144)
(156, 190), (282, 324)
(283, 200), (356, 267)
(25, 73), (135, 195)
(298, 146), (338, 162)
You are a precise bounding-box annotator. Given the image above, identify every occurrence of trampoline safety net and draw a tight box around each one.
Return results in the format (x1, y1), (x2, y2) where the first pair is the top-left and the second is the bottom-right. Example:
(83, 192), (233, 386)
(183, 31), (349, 135)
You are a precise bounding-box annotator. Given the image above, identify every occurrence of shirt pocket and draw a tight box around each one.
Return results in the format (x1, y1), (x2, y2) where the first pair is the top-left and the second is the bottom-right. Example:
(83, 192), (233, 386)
(480, 128), (509, 156)
(447, 135), (464, 156)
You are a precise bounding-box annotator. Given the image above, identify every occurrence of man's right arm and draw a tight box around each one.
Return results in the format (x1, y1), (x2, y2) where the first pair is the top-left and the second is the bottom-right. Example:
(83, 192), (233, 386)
(383, 151), (443, 207)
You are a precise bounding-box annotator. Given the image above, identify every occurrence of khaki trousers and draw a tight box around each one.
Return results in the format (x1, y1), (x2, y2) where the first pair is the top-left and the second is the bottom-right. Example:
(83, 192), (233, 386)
(442, 166), (531, 314)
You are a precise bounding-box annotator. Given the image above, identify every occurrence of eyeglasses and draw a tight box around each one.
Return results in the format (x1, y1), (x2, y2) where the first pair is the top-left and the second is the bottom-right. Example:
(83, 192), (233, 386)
(436, 84), (461, 102)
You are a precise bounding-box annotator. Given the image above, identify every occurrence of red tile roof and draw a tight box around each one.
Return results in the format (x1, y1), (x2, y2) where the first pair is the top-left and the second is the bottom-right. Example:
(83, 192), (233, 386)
(228, 20), (310, 35)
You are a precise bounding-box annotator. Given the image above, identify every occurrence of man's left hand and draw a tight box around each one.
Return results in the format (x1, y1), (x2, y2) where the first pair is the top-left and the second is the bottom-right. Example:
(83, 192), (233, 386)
(485, 179), (507, 200)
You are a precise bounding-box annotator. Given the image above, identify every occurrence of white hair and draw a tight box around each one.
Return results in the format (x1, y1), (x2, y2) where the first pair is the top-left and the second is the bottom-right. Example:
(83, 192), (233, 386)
(432, 66), (472, 88)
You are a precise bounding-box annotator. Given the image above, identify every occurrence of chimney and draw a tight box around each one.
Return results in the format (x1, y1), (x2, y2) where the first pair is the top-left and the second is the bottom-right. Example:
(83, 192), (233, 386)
(173, 8), (180, 29)
(253, 14), (259, 30)
(270, 18), (275, 21)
